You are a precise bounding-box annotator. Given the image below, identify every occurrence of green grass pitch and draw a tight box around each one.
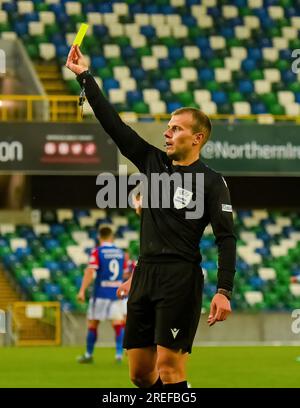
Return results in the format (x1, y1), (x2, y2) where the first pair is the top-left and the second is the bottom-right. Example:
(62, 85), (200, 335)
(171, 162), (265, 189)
(0, 346), (299, 388)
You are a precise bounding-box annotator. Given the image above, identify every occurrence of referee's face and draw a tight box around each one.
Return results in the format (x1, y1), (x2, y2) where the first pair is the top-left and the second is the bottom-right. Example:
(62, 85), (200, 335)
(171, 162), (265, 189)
(164, 112), (199, 161)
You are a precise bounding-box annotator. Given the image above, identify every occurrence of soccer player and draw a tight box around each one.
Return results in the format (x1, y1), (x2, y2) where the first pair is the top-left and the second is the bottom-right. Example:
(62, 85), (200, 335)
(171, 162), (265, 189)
(67, 46), (236, 388)
(77, 225), (127, 363)
(117, 185), (141, 300)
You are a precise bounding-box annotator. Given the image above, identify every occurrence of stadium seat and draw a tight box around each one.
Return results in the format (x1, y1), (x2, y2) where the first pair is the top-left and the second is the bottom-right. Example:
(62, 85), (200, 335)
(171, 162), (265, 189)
(4, 0), (299, 117)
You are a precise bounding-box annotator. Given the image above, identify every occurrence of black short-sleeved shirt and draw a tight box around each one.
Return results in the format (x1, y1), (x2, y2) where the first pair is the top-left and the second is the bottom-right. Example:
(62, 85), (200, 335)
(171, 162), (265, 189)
(77, 72), (236, 291)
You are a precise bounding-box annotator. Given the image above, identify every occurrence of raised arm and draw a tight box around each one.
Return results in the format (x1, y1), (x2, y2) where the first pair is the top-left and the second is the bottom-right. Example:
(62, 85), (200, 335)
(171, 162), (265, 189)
(66, 45), (152, 170)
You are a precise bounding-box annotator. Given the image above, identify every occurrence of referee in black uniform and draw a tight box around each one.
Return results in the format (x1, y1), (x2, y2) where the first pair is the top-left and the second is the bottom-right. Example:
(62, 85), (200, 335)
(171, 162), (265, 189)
(66, 46), (236, 389)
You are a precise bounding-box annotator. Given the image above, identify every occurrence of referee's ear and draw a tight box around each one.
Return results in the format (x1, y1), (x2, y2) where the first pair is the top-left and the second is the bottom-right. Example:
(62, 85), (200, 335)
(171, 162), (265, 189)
(193, 132), (205, 147)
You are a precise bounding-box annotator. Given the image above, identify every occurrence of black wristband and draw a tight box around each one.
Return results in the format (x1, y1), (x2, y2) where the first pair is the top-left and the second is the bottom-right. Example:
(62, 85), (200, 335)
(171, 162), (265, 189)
(76, 70), (90, 86)
(217, 288), (232, 300)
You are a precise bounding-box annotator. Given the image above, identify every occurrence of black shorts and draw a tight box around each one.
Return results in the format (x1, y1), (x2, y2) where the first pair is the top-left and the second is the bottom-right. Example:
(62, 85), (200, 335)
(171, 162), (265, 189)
(123, 260), (204, 354)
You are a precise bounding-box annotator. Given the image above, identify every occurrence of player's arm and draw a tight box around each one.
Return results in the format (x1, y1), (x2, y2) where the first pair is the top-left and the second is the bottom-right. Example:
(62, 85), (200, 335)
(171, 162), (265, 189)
(117, 272), (133, 299)
(78, 247), (99, 302)
(117, 252), (132, 298)
(66, 46), (152, 170)
(207, 174), (236, 326)
(77, 267), (95, 302)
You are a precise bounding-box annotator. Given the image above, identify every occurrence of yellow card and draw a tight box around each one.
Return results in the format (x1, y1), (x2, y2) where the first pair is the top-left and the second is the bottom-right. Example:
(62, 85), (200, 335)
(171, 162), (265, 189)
(73, 23), (89, 46)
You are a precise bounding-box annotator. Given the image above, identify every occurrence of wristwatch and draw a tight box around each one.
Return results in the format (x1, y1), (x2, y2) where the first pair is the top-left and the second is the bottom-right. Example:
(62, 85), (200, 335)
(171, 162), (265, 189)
(217, 288), (232, 300)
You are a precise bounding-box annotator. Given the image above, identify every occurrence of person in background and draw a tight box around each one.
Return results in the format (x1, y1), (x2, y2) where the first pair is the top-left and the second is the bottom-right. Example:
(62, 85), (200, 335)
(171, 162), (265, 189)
(77, 225), (128, 363)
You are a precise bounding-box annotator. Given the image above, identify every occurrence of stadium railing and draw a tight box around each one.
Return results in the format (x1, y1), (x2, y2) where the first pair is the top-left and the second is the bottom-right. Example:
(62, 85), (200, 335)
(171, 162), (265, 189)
(1, 94), (300, 123)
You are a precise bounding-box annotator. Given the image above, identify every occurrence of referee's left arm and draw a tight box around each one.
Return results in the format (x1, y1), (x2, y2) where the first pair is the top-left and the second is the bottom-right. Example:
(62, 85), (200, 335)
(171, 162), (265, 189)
(207, 174), (236, 326)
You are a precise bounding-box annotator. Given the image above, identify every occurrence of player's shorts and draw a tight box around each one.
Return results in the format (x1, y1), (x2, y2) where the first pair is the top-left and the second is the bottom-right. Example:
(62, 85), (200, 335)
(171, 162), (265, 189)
(123, 260), (204, 354)
(87, 298), (125, 321)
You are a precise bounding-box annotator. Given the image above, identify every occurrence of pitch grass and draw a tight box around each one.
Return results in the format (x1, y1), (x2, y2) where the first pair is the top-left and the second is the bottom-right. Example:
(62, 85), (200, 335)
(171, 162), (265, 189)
(0, 346), (299, 388)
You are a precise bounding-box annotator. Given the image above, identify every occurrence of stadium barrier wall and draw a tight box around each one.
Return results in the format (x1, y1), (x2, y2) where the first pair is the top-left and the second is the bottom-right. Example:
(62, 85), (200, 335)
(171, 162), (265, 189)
(121, 122), (300, 176)
(1, 122), (300, 176)
(57, 312), (300, 347)
(0, 122), (118, 174)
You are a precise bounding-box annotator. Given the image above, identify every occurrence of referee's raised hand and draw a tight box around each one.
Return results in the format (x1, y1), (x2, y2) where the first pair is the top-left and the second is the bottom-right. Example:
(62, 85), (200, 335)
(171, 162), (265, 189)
(66, 45), (89, 75)
(207, 293), (232, 326)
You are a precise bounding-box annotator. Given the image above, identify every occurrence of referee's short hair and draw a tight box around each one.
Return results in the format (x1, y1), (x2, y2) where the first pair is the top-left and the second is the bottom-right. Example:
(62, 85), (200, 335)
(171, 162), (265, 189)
(98, 225), (114, 240)
(171, 107), (212, 146)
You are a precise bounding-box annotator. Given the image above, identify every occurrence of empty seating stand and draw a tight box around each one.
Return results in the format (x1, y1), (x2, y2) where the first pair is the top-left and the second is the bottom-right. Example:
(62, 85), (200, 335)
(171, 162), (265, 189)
(0, 0), (299, 118)
(1, 208), (300, 313)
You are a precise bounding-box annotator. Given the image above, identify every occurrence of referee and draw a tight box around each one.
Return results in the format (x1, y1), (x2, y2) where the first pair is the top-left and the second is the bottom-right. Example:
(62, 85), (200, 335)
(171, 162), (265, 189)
(66, 46), (236, 389)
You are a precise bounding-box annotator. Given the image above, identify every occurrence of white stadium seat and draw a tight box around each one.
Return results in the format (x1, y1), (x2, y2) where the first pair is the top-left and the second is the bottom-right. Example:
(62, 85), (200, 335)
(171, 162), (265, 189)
(200, 101), (217, 115)
(235, 26), (251, 39)
(18, 1), (34, 14)
(79, 217), (95, 228)
(33, 224), (50, 235)
(134, 14), (150, 26)
(172, 25), (188, 39)
(143, 89), (160, 103)
(119, 78), (137, 92)
(39, 11), (55, 24)
(149, 101), (166, 114)
(72, 231), (89, 243)
(141, 56), (158, 70)
(0, 224), (15, 234)
(112, 216), (128, 227)
(90, 209), (106, 220)
(28, 22), (44, 36)
(65, 2), (82, 15)
(215, 68), (232, 82)
(194, 90), (211, 105)
(268, 6), (284, 19)
(231, 47), (247, 60)
(114, 239), (129, 249)
(57, 209), (73, 223)
(254, 80), (271, 94)
(109, 89), (126, 104)
(0, 11), (7, 23)
(245, 291), (263, 305)
(113, 3), (128, 16)
(103, 44), (120, 58)
(223, 5), (238, 19)
(180, 67), (198, 82)
(10, 238), (27, 251)
(258, 268), (276, 281)
(151, 45), (168, 59)
(224, 57), (241, 71)
(86, 12), (102, 25)
(39, 43), (56, 60)
(210, 36), (226, 50)
(32, 268), (50, 282)
(248, 0), (263, 8)
(262, 47), (278, 62)
(233, 102), (251, 115)
(290, 284), (300, 297)
(183, 46), (201, 60)
(130, 34), (147, 48)
(170, 78), (187, 93)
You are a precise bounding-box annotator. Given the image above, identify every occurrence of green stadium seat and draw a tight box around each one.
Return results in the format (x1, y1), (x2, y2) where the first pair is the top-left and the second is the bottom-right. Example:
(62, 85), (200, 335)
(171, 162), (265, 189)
(66, 80), (82, 95)
(33, 292), (49, 302)
(132, 101), (149, 114)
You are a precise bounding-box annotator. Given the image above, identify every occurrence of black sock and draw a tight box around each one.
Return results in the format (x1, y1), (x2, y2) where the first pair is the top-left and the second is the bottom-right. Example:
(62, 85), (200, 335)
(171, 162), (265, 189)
(163, 381), (188, 389)
(148, 377), (163, 389)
